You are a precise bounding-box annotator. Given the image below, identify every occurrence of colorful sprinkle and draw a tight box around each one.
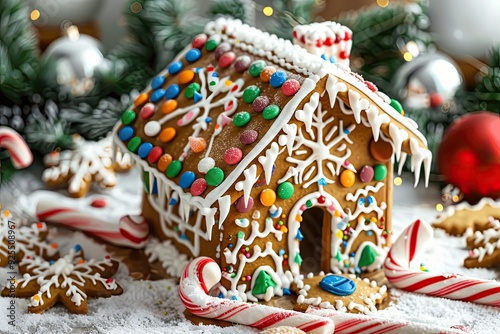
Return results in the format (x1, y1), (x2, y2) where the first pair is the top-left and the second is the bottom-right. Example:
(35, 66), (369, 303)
(234, 55), (251, 72)
(144, 121), (161, 137)
(198, 157), (215, 174)
(190, 178), (207, 196)
(159, 127), (176, 143)
(151, 89), (166, 103)
(121, 110), (136, 125)
(178, 70), (195, 84)
(206, 167), (225, 187)
(168, 61), (183, 74)
(118, 126), (134, 141)
(214, 43), (231, 60)
(151, 76), (165, 90)
(166, 160), (182, 178)
(138, 142), (153, 159)
(134, 93), (148, 106)
(249, 60), (266, 77)
(340, 170), (355, 187)
(157, 154), (173, 172)
(139, 103), (155, 119)
(277, 182), (294, 199)
(240, 129), (258, 145)
(260, 189), (276, 207)
(189, 136), (207, 153)
(185, 48), (201, 62)
(374, 164), (387, 181)
(185, 82), (201, 99)
(179, 171), (196, 189)
(270, 71), (287, 88)
(147, 147), (163, 164)
(281, 79), (300, 96)
(127, 137), (141, 153)
(219, 51), (236, 68)
(165, 84), (180, 99)
(162, 99), (178, 114)
(192, 34), (207, 49)
(235, 197), (254, 213)
(243, 85), (260, 104)
(233, 111), (251, 127)
(262, 104), (280, 120)
(224, 147), (243, 165)
(252, 96), (269, 113)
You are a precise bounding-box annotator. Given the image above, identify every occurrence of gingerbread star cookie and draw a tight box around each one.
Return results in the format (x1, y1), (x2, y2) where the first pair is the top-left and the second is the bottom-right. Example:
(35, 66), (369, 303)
(433, 198), (500, 236)
(0, 210), (59, 267)
(2, 245), (123, 314)
(42, 135), (133, 198)
(291, 272), (387, 315)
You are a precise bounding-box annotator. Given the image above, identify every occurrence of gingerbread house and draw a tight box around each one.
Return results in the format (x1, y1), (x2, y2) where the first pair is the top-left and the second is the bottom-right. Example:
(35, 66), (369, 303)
(113, 18), (431, 302)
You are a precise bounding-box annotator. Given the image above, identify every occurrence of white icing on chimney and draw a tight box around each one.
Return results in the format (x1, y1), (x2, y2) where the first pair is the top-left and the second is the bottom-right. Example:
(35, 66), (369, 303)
(293, 21), (352, 67)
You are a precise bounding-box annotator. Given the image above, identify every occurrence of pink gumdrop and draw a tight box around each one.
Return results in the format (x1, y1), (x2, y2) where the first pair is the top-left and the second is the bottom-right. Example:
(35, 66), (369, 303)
(235, 196), (254, 213)
(219, 52), (236, 68)
(140, 103), (155, 119)
(192, 34), (207, 49)
(224, 147), (243, 165)
(190, 178), (207, 196)
(281, 79), (300, 96)
(240, 130), (258, 145)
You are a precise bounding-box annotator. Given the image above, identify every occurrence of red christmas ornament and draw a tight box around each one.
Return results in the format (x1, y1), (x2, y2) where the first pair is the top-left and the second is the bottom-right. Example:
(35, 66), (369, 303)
(438, 112), (500, 202)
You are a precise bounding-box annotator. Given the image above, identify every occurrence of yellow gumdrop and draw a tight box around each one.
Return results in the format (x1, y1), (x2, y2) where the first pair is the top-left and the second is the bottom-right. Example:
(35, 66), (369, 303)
(340, 170), (355, 188)
(260, 189), (276, 207)
(336, 230), (343, 239)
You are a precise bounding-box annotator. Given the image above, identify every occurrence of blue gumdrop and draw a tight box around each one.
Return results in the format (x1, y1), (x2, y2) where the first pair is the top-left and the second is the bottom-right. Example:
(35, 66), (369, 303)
(193, 91), (203, 103)
(165, 84), (180, 100)
(151, 76), (165, 90)
(138, 142), (153, 159)
(269, 71), (287, 88)
(319, 275), (356, 296)
(185, 48), (202, 62)
(296, 229), (304, 241)
(118, 126), (134, 141)
(179, 171), (196, 189)
(151, 89), (166, 103)
(168, 61), (183, 74)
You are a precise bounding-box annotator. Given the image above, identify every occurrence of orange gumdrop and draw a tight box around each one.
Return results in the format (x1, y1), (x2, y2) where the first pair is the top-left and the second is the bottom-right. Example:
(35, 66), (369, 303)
(158, 154), (173, 172)
(189, 137), (207, 153)
(178, 70), (195, 84)
(162, 100), (178, 114)
(260, 66), (276, 83)
(134, 93), (149, 107)
(159, 128), (176, 143)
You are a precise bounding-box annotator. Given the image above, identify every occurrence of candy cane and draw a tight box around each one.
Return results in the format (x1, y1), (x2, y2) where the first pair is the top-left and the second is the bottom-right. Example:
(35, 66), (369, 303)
(179, 257), (335, 334)
(180, 257), (466, 334)
(384, 219), (500, 307)
(0, 126), (33, 169)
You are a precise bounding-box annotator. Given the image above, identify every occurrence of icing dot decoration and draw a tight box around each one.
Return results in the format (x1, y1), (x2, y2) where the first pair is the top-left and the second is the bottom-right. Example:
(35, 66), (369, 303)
(233, 111), (251, 127)
(240, 129), (258, 145)
(127, 137), (141, 153)
(374, 164), (387, 181)
(159, 127), (176, 143)
(185, 83), (201, 99)
(190, 178), (207, 196)
(215, 42), (231, 60)
(121, 110), (136, 125)
(185, 48), (201, 62)
(162, 99), (178, 114)
(166, 160), (182, 178)
(260, 189), (276, 207)
(262, 104), (280, 120)
(319, 275), (356, 296)
(179, 171), (196, 189)
(359, 165), (374, 183)
(206, 167), (225, 187)
(198, 157), (215, 174)
(340, 170), (355, 187)
(281, 79), (300, 96)
(260, 66), (276, 82)
(224, 147), (243, 165)
(269, 70), (287, 88)
(158, 154), (173, 172)
(243, 86), (260, 104)
(151, 76), (165, 90)
(192, 34), (207, 49)
(189, 137), (207, 153)
(235, 197), (254, 213)
(234, 55), (251, 72)
(277, 182), (294, 199)
(151, 89), (166, 103)
(118, 126), (134, 141)
(178, 70), (195, 84)
(219, 51), (236, 68)
(134, 93), (148, 106)
(252, 96), (269, 113)
(168, 61), (183, 74)
(249, 60), (266, 77)
(138, 142), (153, 159)
(165, 84), (180, 100)
(147, 147), (163, 164)
(139, 103), (155, 119)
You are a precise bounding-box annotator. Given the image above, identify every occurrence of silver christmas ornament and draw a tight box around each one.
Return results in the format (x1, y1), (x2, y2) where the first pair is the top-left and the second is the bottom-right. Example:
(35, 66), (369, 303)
(42, 26), (108, 97)
(391, 53), (464, 112)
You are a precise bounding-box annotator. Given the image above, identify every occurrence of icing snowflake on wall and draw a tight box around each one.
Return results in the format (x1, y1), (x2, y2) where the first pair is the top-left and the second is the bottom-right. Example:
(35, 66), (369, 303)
(280, 92), (356, 188)
(2, 246), (122, 314)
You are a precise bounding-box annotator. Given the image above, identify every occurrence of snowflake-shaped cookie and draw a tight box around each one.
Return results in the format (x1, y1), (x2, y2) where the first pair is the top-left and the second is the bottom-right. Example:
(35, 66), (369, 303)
(0, 210), (59, 267)
(42, 134), (133, 197)
(1, 245), (123, 314)
(464, 217), (500, 269)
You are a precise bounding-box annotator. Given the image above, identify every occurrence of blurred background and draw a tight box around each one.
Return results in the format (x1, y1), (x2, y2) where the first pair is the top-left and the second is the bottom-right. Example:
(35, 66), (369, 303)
(1, 0), (500, 205)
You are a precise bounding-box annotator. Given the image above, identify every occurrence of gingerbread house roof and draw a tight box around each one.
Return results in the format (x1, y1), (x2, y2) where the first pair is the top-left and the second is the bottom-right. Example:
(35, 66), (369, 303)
(113, 18), (431, 222)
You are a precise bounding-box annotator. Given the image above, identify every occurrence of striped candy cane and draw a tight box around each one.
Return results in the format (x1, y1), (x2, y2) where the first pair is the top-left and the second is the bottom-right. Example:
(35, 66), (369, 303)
(0, 126), (33, 169)
(384, 219), (500, 307)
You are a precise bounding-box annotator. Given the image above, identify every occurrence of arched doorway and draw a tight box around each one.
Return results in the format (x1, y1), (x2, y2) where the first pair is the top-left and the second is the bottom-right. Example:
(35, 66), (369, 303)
(298, 207), (331, 275)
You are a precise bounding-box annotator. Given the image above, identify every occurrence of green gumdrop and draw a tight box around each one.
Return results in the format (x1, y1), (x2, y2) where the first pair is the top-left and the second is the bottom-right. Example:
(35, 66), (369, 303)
(358, 244), (377, 268)
(233, 111), (251, 127)
(249, 60), (266, 77)
(262, 104), (280, 120)
(206, 167), (225, 186)
(166, 160), (182, 178)
(205, 39), (218, 51)
(121, 110), (136, 125)
(185, 83), (201, 99)
(243, 85), (260, 104)
(374, 164), (387, 181)
(390, 98), (404, 114)
(127, 137), (141, 152)
(277, 182), (294, 199)
(252, 270), (277, 295)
